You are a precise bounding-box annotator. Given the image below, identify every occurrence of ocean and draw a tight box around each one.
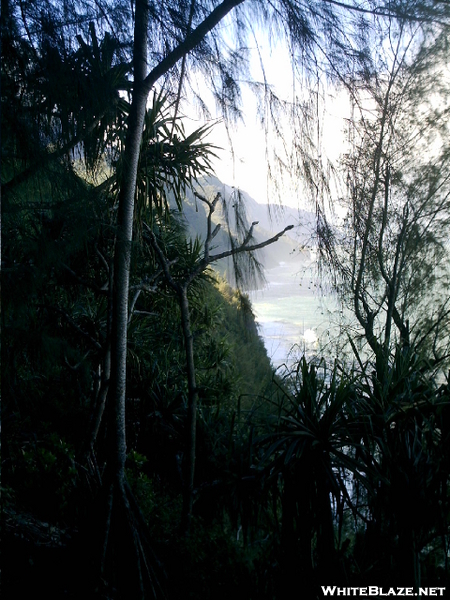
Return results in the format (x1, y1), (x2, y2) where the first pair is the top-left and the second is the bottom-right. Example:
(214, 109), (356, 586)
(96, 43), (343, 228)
(249, 261), (339, 371)
(251, 261), (449, 386)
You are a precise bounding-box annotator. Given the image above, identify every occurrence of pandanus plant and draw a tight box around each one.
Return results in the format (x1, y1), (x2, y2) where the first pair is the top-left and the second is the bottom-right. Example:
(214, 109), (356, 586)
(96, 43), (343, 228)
(351, 344), (450, 588)
(257, 347), (450, 591)
(258, 357), (364, 592)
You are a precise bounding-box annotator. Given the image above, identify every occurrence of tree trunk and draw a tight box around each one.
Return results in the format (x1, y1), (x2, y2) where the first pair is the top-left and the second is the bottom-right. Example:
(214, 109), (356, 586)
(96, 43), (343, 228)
(98, 0), (152, 594)
(109, 0), (148, 485)
(179, 285), (199, 533)
(315, 474), (338, 581)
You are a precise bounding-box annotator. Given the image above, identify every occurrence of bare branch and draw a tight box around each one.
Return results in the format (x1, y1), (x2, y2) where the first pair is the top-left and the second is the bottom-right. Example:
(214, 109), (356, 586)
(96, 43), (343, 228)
(242, 221), (259, 247)
(64, 350), (92, 370)
(206, 224), (293, 264)
(195, 191), (222, 264)
(128, 278), (161, 324)
(211, 223), (221, 240)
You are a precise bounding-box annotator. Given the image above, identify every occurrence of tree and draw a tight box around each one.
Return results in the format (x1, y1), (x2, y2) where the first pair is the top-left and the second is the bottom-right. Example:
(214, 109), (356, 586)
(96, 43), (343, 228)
(317, 20), (450, 377)
(310, 22), (450, 588)
(146, 190), (293, 531)
(255, 348), (450, 591)
(258, 358), (361, 595)
(103, 14), (450, 587)
(4, 0), (450, 596)
(354, 346), (450, 589)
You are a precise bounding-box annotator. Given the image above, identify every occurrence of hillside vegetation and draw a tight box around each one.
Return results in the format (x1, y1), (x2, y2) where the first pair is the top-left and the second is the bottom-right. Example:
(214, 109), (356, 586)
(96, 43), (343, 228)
(3, 3), (450, 598)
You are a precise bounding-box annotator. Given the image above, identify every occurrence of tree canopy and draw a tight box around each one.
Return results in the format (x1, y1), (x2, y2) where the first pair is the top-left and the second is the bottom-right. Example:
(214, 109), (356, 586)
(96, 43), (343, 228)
(3, 0), (450, 598)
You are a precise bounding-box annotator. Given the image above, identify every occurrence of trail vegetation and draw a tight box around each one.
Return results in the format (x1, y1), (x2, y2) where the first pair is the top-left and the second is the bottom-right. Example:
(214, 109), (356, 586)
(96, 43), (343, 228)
(2, 0), (450, 598)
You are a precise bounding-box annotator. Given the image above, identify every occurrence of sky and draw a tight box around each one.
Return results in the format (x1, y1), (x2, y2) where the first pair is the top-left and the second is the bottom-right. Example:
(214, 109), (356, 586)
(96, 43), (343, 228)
(184, 35), (350, 210)
(208, 91), (349, 209)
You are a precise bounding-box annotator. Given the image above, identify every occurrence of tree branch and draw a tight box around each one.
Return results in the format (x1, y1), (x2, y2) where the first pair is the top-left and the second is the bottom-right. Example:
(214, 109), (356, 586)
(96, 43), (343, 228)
(143, 0), (244, 94)
(194, 191), (221, 264)
(128, 277), (161, 324)
(322, 0), (449, 24)
(207, 224), (294, 264)
(142, 224), (181, 294)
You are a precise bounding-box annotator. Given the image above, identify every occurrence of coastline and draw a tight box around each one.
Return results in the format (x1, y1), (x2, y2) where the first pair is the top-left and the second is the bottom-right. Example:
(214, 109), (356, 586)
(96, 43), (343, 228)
(249, 262), (337, 370)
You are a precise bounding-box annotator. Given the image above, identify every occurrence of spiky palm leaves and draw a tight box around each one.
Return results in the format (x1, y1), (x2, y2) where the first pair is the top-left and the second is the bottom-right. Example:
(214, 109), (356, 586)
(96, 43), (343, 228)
(114, 91), (218, 228)
(256, 349), (450, 589)
(257, 359), (360, 588)
(350, 346), (450, 586)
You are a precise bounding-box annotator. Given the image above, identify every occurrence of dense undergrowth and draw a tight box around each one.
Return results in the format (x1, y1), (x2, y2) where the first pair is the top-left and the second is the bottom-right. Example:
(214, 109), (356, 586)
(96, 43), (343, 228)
(3, 186), (450, 595)
(3, 11), (450, 596)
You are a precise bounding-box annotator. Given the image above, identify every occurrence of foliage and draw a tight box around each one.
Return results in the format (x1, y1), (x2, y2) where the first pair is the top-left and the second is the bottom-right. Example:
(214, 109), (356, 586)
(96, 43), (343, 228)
(317, 21), (450, 373)
(3, 1), (450, 597)
(256, 350), (450, 592)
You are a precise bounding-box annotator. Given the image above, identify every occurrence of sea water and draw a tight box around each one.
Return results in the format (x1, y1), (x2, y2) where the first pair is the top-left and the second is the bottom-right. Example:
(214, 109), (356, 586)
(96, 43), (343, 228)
(249, 262), (339, 371)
